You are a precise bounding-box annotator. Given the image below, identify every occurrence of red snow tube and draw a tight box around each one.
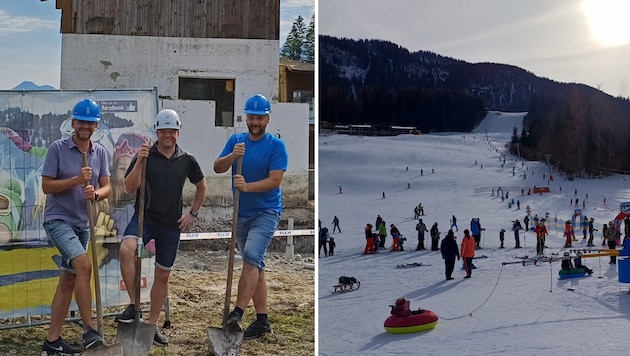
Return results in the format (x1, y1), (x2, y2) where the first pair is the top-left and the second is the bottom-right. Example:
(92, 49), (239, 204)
(384, 309), (438, 334)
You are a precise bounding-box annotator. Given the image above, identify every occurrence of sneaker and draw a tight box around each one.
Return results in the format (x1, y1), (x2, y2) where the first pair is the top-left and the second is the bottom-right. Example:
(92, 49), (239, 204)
(41, 338), (81, 355)
(115, 304), (136, 324)
(243, 320), (272, 340)
(83, 328), (104, 350)
(225, 311), (243, 333)
(153, 329), (169, 346)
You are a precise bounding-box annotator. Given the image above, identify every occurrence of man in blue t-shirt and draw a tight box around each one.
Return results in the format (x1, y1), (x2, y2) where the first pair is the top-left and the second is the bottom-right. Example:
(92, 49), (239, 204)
(215, 94), (288, 341)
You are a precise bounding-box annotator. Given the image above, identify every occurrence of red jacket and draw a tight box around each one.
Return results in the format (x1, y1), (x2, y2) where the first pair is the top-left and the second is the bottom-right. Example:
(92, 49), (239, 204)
(535, 224), (547, 238)
(460, 235), (476, 258)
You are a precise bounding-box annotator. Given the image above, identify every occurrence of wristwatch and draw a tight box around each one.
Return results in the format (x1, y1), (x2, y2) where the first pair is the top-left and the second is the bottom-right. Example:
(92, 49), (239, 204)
(190, 210), (198, 218)
(94, 192), (100, 201)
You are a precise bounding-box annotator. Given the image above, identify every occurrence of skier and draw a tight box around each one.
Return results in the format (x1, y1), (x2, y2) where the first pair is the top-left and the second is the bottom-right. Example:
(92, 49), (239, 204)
(390, 224), (402, 251)
(415, 218), (428, 250)
(407, 182), (411, 189)
(328, 237), (336, 256)
(450, 215), (458, 231)
(582, 216), (588, 240)
(513, 219), (523, 248)
(382, 192), (386, 199)
(523, 215), (530, 231)
(587, 218), (597, 247)
(563, 221), (573, 248)
(440, 229), (460, 280)
(470, 218), (483, 249)
(375, 215), (383, 231)
(338, 185), (342, 194)
(461, 229), (475, 278)
(417, 202), (424, 216)
(319, 227), (329, 257)
(430, 222), (441, 251)
(378, 221), (387, 248)
(364, 224), (375, 255)
(499, 229), (506, 248)
(332, 215), (341, 233)
(413, 206), (419, 219)
(535, 220), (548, 255)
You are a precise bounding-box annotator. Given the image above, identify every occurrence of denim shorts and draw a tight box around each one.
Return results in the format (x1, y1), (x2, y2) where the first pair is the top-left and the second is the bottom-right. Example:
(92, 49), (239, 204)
(44, 219), (90, 273)
(236, 210), (280, 270)
(122, 214), (181, 270)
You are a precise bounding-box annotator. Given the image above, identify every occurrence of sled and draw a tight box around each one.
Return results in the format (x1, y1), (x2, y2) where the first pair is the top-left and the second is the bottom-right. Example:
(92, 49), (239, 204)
(559, 267), (587, 279)
(333, 276), (360, 293)
(396, 262), (431, 269)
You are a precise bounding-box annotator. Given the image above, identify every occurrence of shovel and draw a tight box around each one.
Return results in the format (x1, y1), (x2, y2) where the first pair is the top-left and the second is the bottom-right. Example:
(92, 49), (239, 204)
(81, 152), (124, 355)
(207, 157), (244, 356)
(116, 158), (156, 355)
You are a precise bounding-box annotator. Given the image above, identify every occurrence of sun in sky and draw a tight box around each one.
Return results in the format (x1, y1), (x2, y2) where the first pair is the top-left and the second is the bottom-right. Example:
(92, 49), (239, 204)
(581, 0), (630, 47)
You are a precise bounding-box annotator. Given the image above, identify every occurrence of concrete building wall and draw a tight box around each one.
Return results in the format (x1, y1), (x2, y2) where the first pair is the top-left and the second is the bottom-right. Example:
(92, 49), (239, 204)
(60, 34), (311, 227)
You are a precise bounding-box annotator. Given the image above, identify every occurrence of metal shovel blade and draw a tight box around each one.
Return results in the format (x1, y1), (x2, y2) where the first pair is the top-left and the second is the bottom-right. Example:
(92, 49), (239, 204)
(81, 343), (124, 356)
(116, 321), (156, 356)
(207, 326), (244, 356)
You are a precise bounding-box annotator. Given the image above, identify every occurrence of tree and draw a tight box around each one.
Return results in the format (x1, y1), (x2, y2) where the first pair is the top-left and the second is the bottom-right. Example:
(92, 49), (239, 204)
(303, 14), (315, 63)
(281, 15), (306, 61)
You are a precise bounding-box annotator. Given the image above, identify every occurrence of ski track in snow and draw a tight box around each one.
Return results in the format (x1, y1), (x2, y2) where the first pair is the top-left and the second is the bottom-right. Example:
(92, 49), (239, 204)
(318, 111), (630, 355)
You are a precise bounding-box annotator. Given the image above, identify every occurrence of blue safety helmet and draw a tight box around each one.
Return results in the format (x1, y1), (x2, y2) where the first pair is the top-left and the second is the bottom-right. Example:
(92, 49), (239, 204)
(243, 94), (271, 115)
(72, 99), (101, 122)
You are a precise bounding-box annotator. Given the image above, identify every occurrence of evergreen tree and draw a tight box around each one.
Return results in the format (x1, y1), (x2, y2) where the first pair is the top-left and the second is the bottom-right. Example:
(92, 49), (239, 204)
(303, 14), (315, 63)
(511, 126), (519, 143)
(281, 15), (306, 61)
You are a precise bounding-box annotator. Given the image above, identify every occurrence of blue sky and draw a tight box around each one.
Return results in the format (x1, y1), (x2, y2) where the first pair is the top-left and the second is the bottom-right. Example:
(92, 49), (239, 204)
(0, 0), (314, 90)
(319, 0), (630, 99)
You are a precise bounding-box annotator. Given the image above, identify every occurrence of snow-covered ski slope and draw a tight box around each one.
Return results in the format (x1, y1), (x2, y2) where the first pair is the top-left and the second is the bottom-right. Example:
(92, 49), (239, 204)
(318, 111), (630, 355)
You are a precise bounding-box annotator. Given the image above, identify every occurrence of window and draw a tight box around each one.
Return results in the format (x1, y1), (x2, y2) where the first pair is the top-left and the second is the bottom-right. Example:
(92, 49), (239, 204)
(178, 78), (235, 127)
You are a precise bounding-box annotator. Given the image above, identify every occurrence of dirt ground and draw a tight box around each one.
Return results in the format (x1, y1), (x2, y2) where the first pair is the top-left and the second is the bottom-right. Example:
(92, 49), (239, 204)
(150, 248), (315, 355)
(0, 245), (315, 356)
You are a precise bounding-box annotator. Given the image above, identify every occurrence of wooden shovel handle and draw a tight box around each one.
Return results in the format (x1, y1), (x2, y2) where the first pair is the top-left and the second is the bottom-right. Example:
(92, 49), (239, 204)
(82, 152), (104, 335)
(223, 157), (243, 322)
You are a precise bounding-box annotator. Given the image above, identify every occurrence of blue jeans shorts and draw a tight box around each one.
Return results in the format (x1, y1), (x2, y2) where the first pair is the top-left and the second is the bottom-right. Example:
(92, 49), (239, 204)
(122, 214), (181, 271)
(44, 219), (90, 273)
(237, 210), (280, 270)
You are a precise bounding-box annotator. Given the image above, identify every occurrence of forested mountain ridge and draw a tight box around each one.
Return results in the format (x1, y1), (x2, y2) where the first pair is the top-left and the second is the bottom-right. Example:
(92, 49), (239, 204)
(319, 35), (630, 173)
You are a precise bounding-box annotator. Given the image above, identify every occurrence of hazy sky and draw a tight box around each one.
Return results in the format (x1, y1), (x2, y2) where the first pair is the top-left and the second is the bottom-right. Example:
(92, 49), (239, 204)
(318, 0), (630, 98)
(0, 0), (314, 90)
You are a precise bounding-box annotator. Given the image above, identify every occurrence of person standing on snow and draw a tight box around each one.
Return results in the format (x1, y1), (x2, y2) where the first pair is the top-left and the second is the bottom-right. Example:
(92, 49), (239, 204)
(364, 224), (375, 254)
(461, 229), (475, 278)
(470, 218), (483, 249)
(535, 220), (548, 255)
(430, 222), (441, 251)
(332, 215), (341, 233)
(378, 221), (387, 248)
(319, 227), (329, 257)
(523, 215), (530, 231)
(416, 218), (428, 250)
(450, 215), (458, 231)
(499, 229), (506, 248)
(375, 215), (383, 231)
(563, 220), (573, 248)
(587, 218), (597, 247)
(440, 229), (460, 280)
(513, 219), (523, 248)
(605, 221), (617, 264)
(390, 224), (402, 251)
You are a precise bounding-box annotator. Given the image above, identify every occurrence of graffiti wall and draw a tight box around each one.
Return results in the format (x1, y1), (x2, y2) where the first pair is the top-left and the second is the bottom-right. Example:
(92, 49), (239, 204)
(0, 89), (158, 319)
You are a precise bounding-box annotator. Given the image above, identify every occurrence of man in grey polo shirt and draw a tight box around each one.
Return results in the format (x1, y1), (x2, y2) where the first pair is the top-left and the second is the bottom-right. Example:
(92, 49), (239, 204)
(41, 98), (111, 355)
